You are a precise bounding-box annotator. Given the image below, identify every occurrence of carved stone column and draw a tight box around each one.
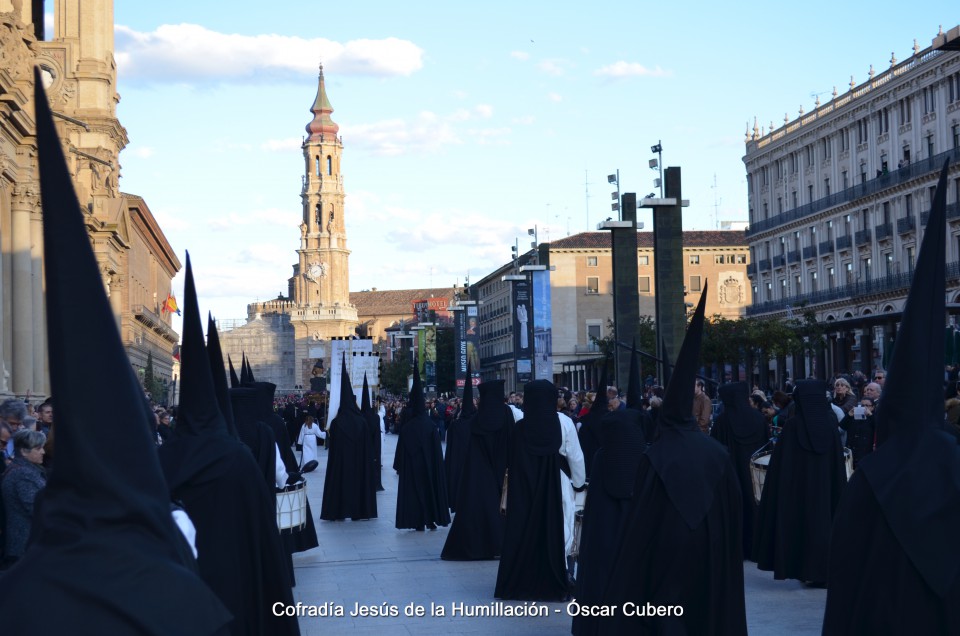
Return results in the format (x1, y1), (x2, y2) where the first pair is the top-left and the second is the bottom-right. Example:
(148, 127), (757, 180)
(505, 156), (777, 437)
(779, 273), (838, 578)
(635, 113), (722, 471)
(31, 206), (46, 394)
(10, 183), (36, 394)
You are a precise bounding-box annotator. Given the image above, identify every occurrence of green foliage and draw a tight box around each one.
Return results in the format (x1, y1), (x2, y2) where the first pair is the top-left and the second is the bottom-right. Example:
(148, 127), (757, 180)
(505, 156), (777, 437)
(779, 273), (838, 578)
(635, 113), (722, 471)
(381, 356), (411, 395)
(143, 350), (166, 404)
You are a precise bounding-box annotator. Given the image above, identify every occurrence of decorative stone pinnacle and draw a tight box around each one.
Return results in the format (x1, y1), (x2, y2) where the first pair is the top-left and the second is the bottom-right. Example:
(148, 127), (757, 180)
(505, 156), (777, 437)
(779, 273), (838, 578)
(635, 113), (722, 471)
(890, 52), (897, 66)
(913, 39), (920, 55)
(868, 64), (875, 80)
(832, 86), (838, 99)
(849, 75), (856, 90)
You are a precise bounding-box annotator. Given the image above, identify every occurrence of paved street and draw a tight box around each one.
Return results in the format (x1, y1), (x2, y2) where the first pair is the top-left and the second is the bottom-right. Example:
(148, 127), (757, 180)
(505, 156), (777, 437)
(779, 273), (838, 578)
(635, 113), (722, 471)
(292, 433), (826, 635)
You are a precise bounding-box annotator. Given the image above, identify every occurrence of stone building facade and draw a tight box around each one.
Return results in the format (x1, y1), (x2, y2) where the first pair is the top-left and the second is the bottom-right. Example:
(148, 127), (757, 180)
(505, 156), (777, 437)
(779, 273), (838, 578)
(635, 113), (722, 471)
(0, 1), (179, 400)
(743, 26), (960, 379)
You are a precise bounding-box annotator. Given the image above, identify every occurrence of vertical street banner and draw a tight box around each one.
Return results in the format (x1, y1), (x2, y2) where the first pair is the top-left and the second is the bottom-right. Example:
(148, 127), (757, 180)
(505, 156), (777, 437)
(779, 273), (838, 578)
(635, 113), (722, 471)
(418, 325), (438, 392)
(532, 269), (553, 382)
(513, 276), (533, 386)
(327, 339), (375, 427)
(454, 304), (481, 394)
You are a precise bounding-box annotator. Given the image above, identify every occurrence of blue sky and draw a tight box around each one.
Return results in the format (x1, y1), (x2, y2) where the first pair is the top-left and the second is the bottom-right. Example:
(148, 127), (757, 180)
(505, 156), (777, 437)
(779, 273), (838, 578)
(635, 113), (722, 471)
(107, 2), (955, 328)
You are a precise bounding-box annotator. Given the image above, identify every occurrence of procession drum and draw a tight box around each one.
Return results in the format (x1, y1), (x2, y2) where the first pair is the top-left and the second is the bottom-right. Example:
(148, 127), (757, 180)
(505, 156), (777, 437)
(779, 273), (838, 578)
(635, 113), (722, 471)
(749, 443), (774, 505)
(276, 479), (308, 531)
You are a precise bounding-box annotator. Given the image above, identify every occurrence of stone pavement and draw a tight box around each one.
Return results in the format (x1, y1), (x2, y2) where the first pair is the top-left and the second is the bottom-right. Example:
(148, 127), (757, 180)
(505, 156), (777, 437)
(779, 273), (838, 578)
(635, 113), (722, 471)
(291, 433), (826, 635)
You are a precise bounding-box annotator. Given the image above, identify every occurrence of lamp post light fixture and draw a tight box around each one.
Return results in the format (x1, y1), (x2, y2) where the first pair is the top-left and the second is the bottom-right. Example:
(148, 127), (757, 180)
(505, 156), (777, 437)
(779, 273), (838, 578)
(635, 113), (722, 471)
(650, 141), (663, 198)
(607, 170), (621, 220)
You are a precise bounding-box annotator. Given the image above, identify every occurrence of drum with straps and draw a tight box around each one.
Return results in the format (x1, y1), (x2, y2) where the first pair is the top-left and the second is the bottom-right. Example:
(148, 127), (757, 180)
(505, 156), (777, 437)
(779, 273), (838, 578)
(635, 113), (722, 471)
(276, 479), (308, 531)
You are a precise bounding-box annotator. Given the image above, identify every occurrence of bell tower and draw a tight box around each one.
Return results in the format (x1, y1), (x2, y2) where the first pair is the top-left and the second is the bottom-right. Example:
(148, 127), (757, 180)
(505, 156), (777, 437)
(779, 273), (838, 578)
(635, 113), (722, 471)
(288, 64), (357, 352)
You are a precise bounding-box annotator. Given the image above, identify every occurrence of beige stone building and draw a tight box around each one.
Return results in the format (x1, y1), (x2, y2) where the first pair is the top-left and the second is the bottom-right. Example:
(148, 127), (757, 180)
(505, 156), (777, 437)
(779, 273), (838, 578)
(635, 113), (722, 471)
(0, 1), (179, 401)
(473, 231), (751, 391)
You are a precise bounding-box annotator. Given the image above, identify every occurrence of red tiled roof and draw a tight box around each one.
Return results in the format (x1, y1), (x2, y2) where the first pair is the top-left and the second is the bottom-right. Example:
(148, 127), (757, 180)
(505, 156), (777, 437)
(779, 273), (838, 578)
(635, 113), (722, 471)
(550, 230), (748, 249)
(350, 287), (456, 315)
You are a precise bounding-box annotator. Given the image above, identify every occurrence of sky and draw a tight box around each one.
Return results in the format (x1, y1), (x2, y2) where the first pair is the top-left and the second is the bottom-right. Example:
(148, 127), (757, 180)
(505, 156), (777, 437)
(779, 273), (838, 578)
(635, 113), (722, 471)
(101, 2), (955, 332)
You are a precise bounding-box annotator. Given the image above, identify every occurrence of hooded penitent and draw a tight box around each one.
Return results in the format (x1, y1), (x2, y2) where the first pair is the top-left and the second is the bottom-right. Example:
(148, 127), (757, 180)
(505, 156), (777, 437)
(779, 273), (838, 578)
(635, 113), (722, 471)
(823, 161), (960, 635)
(158, 254), (299, 636)
(494, 379), (567, 601)
(441, 374), (512, 561)
(625, 337), (656, 442)
(753, 376), (846, 583)
(393, 364), (450, 530)
(599, 283), (748, 635)
(711, 381), (768, 557)
(207, 314), (239, 439)
(577, 360), (609, 476)
(321, 356), (375, 521)
(361, 372), (384, 491)
(444, 362), (475, 512)
(0, 71), (232, 636)
(228, 355), (241, 388)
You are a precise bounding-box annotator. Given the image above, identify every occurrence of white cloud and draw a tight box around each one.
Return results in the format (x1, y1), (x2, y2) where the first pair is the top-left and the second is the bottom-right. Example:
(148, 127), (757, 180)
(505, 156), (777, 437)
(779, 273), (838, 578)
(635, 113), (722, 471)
(474, 104), (493, 118)
(130, 146), (155, 158)
(536, 59), (567, 77)
(468, 127), (511, 146)
(390, 214), (522, 252)
(548, 92), (563, 103)
(152, 210), (191, 232)
(237, 244), (293, 266)
(511, 115), (535, 125)
(260, 138), (301, 152)
(341, 112), (462, 156)
(114, 24), (424, 84)
(452, 90), (468, 99)
(593, 61), (671, 78)
(510, 51), (530, 61)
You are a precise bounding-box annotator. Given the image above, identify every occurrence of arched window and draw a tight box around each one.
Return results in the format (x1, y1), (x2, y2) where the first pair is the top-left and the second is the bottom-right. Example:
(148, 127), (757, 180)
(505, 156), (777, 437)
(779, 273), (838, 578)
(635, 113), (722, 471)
(315, 156), (320, 177)
(326, 155), (332, 176)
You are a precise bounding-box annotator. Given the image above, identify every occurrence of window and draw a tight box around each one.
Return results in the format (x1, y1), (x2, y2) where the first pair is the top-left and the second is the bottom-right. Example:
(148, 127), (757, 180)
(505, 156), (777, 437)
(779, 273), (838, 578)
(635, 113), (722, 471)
(792, 191), (798, 208)
(824, 178), (831, 196)
(806, 145), (815, 167)
(927, 135), (935, 159)
(780, 278), (787, 298)
(953, 124), (959, 150)
(715, 254), (725, 264)
(587, 256), (598, 267)
(777, 197), (783, 214)
(689, 275), (702, 292)
(828, 266), (836, 286)
(638, 276), (651, 292)
(845, 262), (854, 281)
(763, 202), (768, 219)
(905, 193), (913, 216)
(884, 253), (894, 276)
(950, 72), (960, 104)
(587, 323), (602, 343)
(844, 215), (852, 236)
(862, 257), (872, 280)
(638, 255), (649, 266)
(839, 129), (850, 152)
(882, 201), (891, 225)
(861, 209), (870, 230)
(809, 271), (818, 292)
(808, 184), (814, 202)
(794, 274), (802, 293)
(899, 96), (912, 125)
(827, 220), (833, 240)
(905, 246), (915, 272)
(877, 108), (890, 135)
(923, 86), (937, 114)
(586, 277), (599, 294)
(822, 137), (831, 159)
(689, 255), (700, 265)
(735, 254), (747, 264)
(326, 155), (332, 176)
(842, 171), (849, 190)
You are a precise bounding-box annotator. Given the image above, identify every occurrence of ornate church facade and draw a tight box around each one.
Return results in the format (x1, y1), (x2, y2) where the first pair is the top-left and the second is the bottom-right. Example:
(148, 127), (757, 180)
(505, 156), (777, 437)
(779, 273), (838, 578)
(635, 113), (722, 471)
(219, 67), (358, 390)
(0, 1), (180, 401)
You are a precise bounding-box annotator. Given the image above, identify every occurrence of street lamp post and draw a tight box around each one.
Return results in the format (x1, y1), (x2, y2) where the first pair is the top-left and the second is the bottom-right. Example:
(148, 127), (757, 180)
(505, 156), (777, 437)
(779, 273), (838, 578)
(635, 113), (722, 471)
(651, 142), (663, 198)
(607, 171), (621, 221)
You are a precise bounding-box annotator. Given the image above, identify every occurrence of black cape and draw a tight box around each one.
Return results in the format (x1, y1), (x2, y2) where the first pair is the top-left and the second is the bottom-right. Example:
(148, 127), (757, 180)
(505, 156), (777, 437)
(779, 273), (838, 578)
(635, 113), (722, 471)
(599, 441), (746, 635)
(572, 409), (646, 636)
(441, 403), (512, 560)
(494, 380), (567, 601)
(321, 399), (375, 521)
(710, 382), (768, 558)
(753, 384), (846, 582)
(393, 413), (450, 529)
(443, 411), (472, 513)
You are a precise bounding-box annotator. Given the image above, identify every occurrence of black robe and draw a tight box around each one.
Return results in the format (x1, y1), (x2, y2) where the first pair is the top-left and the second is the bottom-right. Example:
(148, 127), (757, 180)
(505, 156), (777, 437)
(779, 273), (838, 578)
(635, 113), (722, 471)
(822, 467), (960, 635)
(572, 410), (646, 636)
(362, 407), (384, 492)
(441, 408), (512, 560)
(159, 433), (299, 636)
(494, 417), (567, 601)
(710, 402), (767, 558)
(577, 409), (603, 478)
(443, 413), (471, 513)
(599, 430), (746, 635)
(321, 408), (375, 521)
(393, 413), (450, 529)
(753, 413), (846, 582)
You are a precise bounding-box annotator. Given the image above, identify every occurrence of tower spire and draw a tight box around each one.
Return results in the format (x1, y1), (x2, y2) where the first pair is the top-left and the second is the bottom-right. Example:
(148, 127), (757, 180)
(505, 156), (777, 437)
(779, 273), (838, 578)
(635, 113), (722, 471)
(306, 62), (339, 140)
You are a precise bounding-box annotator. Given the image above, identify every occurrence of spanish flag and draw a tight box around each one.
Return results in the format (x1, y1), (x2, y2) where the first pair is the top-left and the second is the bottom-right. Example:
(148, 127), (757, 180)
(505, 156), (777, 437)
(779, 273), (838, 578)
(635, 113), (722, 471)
(162, 294), (181, 316)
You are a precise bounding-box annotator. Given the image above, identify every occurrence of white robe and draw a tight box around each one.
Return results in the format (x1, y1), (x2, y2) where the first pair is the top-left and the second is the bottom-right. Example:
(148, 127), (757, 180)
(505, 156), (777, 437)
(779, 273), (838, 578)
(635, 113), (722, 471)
(558, 412), (586, 555)
(297, 423), (323, 468)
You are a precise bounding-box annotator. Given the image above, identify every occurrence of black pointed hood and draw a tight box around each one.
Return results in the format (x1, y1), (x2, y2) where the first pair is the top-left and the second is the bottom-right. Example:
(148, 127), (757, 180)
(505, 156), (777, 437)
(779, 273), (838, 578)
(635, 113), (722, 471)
(626, 337), (642, 408)
(336, 355), (360, 416)
(718, 381), (767, 442)
(207, 314), (239, 439)
(791, 379), (835, 454)
(3, 70), (230, 634)
(408, 362), (426, 417)
(645, 284), (729, 530)
(460, 361), (477, 418)
(476, 379), (510, 433)
(589, 361), (610, 415)
(228, 355), (240, 388)
(361, 372), (373, 414)
(661, 283), (708, 430)
(599, 408), (647, 499)
(858, 160), (960, 598)
(176, 254), (228, 436)
(519, 379), (562, 455)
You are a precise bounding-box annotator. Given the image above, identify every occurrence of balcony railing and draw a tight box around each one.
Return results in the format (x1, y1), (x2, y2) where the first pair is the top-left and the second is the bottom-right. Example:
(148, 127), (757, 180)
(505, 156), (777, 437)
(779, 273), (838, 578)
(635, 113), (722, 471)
(855, 229), (872, 245)
(746, 146), (960, 236)
(747, 263), (758, 277)
(818, 239), (834, 254)
(803, 246), (818, 260)
(948, 201), (960, 220)
(772, 254), (786, 268)
(133, 305), (179, 343)
(897, 216), (916, 233)
(836, 235), (852, 251)
(746, 260), (960, 315)
(757, 258), (771, 271)
(875, 222), (893, 241)
(787, 250), (801, 264)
